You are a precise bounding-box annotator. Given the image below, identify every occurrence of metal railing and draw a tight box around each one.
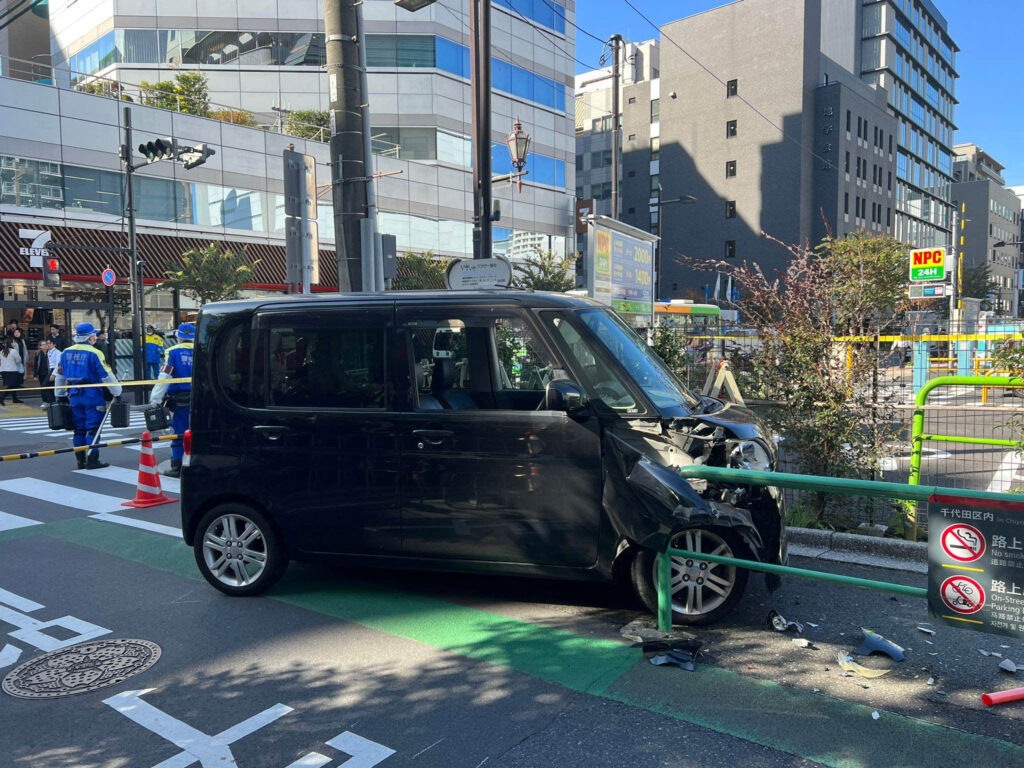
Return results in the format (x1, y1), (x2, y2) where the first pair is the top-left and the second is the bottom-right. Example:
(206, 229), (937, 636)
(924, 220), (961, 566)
(656, 465), (1024, 631)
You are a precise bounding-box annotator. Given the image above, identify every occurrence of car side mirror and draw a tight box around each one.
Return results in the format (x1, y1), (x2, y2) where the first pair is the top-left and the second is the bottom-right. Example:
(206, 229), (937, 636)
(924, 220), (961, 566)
(545, 380), (588, 413)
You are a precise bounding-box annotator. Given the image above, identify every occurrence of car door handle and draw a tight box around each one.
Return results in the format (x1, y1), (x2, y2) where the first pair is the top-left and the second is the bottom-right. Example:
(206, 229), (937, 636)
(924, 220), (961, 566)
(413, 428), (453, 446)
(254, 425), (289, 441)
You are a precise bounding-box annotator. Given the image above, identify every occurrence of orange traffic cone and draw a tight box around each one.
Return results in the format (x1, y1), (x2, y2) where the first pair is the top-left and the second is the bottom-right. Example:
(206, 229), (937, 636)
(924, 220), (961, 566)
(122, 430), (174, 508)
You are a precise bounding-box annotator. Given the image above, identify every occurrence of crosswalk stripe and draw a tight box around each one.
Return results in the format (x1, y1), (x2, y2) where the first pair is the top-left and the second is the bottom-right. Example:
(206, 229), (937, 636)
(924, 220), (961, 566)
(75, 465), (180, 495)
(0, 511), (42, 532)
(0, 478), (127, 513)
(90, 512), (181, 537)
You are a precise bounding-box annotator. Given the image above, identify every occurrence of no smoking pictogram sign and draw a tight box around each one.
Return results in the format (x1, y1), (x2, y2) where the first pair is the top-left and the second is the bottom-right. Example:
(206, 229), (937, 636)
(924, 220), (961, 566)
(940, 524), (986, 562)
(940, 575), (986, 615)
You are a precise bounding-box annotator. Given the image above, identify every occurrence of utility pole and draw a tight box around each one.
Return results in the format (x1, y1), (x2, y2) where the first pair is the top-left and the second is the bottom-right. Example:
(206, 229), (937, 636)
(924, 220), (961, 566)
(470, 0), (494, 259)
(121, 106), (144, 394)
(948, 202), (963, 332)
(325, 0), (366, 290)
(609, 34), (622, 221)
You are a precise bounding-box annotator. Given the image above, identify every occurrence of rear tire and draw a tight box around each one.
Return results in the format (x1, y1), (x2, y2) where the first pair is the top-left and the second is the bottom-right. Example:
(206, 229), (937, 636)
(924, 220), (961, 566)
(194, 504), (287, 596)
(631, 528), (749, 626)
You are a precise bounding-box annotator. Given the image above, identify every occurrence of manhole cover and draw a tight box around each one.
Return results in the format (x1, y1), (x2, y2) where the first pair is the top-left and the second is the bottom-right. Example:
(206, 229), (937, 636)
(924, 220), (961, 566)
(2, 639), (161, 699)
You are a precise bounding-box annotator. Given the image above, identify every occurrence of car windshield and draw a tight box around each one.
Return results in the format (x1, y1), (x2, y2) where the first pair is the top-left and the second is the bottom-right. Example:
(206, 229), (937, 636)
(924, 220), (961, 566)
(576, 308), (702, 413)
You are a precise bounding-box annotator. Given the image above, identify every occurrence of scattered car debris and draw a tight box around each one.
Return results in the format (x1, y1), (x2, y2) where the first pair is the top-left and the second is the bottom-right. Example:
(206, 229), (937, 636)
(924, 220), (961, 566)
(792, 638), (813, 649)
(620, 619), (696, 645)
(854, 628), (906, 662)
(637, 638), (704, 671)
(917, 627), (936, 636)
(838, 652), (891, 679)
(767, 610), (803, 634)
(978, 649), (991, 657)
(982, 686), (1024, 707)
(924, 640), (934, 645)
(1001, 645), (1011, 649)
(807, 622), (820, 628)
(927, 677), (936, 686)
(871, 711), (880, 720)
(998, 659), (1018, 674)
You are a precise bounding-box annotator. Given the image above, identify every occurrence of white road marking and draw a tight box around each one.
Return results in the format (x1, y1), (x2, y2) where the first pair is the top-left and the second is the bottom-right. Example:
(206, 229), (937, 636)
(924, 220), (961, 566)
(0, 586), (44, 613)
(0, 586), (111, 652)
(104, 689), (293, 768)
(0, 643), (21, 668)
(0, 511), (42, 532)
(75, 465), (181, 494)
(90, 513), (181, 538)
(326, 732), (396, 768)
(285, 755), (332, 768)
(0, 478), (127, 513)
(988, 451), (1022, 494)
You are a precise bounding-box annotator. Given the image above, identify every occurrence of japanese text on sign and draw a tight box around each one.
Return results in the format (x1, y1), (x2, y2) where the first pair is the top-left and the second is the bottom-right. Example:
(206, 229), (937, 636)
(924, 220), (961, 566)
(928, 500), (1024, 638)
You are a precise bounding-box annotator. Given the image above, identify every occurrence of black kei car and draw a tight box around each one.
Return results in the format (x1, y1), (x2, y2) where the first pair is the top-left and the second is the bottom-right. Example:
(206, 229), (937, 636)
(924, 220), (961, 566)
(181, 291), (785, 625)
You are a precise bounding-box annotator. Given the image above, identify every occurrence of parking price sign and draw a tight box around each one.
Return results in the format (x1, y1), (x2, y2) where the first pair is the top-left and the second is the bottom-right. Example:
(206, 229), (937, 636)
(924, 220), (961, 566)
(928, 497), (1024, 638)
(909, 247), (946, 282)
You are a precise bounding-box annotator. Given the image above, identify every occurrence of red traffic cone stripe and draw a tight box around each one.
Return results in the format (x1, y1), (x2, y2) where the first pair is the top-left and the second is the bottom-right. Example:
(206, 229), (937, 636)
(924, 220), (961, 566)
(122, 430), (175, 509)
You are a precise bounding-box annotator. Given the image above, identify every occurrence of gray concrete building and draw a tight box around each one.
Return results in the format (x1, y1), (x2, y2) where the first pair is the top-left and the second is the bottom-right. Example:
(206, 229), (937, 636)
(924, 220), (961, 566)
(952, 143), (1021, 315)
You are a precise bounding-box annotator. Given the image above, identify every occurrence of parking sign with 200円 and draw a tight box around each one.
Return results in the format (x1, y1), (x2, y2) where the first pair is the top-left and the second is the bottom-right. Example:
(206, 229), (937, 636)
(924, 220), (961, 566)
(928, 496), (1024, 638)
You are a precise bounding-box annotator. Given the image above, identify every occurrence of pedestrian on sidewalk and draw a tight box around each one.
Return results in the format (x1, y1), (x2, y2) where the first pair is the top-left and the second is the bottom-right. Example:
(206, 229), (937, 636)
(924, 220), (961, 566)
(49, 324), (68, 351)
(35, 339), (56, 405)
(0, 334), (24, 405)
(10, 327), (27, 393)
(55, 323), (123, 470)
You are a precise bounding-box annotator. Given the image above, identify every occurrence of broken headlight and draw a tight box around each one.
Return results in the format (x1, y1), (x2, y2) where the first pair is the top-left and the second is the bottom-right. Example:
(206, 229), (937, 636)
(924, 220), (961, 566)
(728, 439), (773, 472)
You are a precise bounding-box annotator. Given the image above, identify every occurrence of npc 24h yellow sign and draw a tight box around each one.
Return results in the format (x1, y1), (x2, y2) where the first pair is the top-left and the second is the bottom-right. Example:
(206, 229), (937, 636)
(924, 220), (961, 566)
(909, 247), (946, 282)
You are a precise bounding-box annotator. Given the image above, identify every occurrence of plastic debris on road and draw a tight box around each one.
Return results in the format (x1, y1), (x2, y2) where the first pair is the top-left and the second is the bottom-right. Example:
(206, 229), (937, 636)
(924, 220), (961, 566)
(767, 610), (803, 634)
(637, 638), (704, 672)
(871, 711), (880, 720)
(838, 652), (891, 679)
(620, 619), (695, 645)
(978, 649), (991, 657)
(999, 659), (1018, 674)
(792, 638), (813, 649)
(853, 628), (905, 662)
(982, 686), (1024, 707)
(917, 627), (936, 635)
(927, 677), (936, 686)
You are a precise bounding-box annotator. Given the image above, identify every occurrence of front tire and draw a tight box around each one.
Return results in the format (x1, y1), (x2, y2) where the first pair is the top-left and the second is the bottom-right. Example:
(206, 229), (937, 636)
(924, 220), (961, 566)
(631, 528), (749, 626)
(194, 504), (287, 596)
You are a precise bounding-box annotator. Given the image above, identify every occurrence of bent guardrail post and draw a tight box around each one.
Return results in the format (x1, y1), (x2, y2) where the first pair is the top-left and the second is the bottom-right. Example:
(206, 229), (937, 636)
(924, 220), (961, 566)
(656, 465), (1024, 630)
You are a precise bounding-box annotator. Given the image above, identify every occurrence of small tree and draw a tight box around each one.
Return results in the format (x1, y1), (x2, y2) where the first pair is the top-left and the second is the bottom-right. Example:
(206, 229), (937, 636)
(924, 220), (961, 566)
(209, 109), (258, 127)
(392, 251), (449, 290)
(286, 109), (329, 141)
(155, 243), (257, 305)
(140, 72), (210, 116)
(77, 80), (133, 101)
(650, 325), (689, 376)
(513, 249), (575, 292)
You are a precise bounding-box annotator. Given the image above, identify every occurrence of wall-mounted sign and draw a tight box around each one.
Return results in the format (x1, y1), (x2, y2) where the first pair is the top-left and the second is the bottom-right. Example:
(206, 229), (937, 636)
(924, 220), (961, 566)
(18, 229), (51, 269)
(445, 257), (513, 290)
(586, 216), (657, 314)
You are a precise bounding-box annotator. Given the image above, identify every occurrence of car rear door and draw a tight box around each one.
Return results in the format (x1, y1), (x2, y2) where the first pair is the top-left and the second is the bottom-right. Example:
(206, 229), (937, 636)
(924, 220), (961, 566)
(245, 304), (402, 555)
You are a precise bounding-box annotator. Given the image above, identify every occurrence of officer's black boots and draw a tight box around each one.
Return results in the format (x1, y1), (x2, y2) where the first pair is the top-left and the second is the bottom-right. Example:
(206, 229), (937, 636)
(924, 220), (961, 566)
(76, 452), (86, 470)
(164, 459), (182, 478)
(85, 454), (109, 470)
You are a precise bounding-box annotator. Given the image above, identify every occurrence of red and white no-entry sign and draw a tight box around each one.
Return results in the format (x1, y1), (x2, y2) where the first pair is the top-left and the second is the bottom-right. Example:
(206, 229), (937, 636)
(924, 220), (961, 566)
(940, 524), (986, 562)
(940, 575), (986, 615)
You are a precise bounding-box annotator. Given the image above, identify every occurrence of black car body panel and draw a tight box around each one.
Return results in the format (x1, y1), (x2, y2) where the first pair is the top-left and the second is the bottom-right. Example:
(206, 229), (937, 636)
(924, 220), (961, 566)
(182, 290), (784, 589)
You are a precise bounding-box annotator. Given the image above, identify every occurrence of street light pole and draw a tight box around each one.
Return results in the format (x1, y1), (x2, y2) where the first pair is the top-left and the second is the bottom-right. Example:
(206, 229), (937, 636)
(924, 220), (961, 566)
(470, 0), (493, 259)
(609, 34), (622, 221)
(121, 106), (144, 394)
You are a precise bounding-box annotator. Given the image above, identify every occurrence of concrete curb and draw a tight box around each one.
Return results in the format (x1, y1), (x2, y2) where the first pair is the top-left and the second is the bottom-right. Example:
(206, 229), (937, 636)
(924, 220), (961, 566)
(787, 526), (927, 574)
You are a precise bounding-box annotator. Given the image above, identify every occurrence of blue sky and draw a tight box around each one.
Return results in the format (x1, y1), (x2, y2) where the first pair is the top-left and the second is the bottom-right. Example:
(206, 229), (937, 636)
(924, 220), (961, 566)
(572, 0), (1024, 186)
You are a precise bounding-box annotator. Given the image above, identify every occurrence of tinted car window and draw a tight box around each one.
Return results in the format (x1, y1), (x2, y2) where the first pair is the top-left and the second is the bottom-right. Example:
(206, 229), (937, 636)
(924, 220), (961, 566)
(267, 323), (386, 409)
(215, 320), (252, 406)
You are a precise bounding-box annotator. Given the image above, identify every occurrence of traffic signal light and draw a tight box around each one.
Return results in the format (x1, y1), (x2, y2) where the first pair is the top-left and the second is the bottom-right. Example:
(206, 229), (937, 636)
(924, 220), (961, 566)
(42, 256), (61, 289)
(180, 143), (216, 170)
(138, 137), (178, 163)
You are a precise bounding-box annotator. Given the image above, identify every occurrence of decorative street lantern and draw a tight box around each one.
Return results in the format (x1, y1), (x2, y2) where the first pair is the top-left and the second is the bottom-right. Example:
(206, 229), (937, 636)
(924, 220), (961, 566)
(506, 117), (531, 192)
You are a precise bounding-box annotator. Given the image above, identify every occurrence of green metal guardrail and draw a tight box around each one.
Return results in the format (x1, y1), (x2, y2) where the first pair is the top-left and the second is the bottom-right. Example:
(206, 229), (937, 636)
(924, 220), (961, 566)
(656, 465), (1024, 631)
(908, 375), (1024, 540)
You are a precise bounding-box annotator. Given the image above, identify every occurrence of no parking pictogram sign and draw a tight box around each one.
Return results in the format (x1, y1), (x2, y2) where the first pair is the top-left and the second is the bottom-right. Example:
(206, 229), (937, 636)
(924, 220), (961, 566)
(940, 523), (985, 562)
(939, 575), (985, 615)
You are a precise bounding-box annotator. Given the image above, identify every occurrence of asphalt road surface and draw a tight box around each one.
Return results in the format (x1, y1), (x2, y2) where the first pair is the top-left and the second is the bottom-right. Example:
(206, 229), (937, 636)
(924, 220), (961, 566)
(2, 404), (1024, 768)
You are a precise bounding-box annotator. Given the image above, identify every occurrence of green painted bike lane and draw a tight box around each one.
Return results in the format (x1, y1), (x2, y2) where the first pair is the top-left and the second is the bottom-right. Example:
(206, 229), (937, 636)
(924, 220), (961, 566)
(3, 518), (1023, 767)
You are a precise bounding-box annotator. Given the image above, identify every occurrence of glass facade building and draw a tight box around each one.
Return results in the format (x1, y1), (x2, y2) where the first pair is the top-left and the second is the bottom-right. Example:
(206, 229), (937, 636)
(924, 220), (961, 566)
(861, 0), (958, 247)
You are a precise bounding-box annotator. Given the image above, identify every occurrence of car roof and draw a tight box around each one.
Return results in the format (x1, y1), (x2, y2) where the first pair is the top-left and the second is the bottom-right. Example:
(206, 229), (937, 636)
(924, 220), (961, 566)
(200, 290), (608, 316)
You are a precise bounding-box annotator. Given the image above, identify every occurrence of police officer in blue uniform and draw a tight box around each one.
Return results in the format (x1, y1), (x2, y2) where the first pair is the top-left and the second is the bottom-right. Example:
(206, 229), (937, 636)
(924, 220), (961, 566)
(55, 322), (123, 470)
(150, 322), (194, 478)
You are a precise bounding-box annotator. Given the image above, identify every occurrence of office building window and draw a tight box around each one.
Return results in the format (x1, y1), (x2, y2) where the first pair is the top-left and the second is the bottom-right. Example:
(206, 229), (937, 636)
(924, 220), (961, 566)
(845, 152), (850, 173)
(726, 79), (737, 98)
(628, 96), (636, 104)
(725, 160), (736, 178)
(844, 192), (849, 214)
(628, 133), (636, 141)
(650, 137), (659, 162)
(726, 120), (737, 138)
(650, 99), (660, 123)
(627, 170), (636, 177)
(725, 240), (736, 258)
(725, 200), (736, 219)
(846, 110), (851, 133)
(650, 174), (660, 196)
(576, 155), (583, 171)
